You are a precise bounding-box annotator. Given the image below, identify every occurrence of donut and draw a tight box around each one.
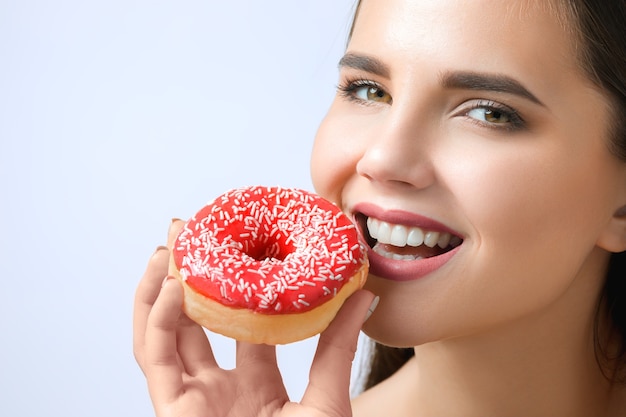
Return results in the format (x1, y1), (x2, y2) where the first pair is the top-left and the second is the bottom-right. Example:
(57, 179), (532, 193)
(169, 186), (369, 345)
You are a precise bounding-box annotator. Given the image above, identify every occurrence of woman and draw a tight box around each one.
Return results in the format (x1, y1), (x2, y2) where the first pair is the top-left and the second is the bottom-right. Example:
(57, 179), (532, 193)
(134, 0), (626, 415)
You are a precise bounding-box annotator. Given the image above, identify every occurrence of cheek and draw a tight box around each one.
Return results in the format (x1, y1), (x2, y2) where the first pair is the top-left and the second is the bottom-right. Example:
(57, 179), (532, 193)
(310, 110), (361, 203)
(457, 161), (590, 288)
(453, 148), (616, 306)
(447, 137), (613, 249)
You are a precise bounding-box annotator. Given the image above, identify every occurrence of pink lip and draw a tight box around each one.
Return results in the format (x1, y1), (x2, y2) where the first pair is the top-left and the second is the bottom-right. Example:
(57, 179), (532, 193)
(366, 245), (461, 282)
(353, 202), (463, 282)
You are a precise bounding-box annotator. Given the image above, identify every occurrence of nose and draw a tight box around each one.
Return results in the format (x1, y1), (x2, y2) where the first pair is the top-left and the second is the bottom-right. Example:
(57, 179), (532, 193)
(356, 111), (436, 190)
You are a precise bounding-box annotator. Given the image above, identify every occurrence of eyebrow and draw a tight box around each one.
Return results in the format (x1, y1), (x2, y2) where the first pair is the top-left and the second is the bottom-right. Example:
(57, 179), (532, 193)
(440, 71), (544, 105)
(338, 52), (390, 78)
(339, 52), (544, 106)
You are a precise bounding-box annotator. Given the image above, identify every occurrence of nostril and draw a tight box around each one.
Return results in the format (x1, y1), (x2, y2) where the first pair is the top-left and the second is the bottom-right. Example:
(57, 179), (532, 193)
(355, 159), (374, 181)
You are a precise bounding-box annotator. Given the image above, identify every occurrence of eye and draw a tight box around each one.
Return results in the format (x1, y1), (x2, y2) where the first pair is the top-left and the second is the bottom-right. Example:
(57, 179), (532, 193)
(338, 78), (393, 105)
(464, 100), (525, 131)
(467, 107), (510, 124)
(354, 85), (392, 103)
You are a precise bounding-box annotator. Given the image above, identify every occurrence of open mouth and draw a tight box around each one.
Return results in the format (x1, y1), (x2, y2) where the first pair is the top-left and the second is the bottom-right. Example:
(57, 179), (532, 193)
(355, 213), (463, 261)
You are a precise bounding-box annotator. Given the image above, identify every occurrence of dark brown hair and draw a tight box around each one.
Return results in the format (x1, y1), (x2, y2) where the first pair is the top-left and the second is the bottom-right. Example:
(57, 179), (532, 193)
(347, 0), (626, 391)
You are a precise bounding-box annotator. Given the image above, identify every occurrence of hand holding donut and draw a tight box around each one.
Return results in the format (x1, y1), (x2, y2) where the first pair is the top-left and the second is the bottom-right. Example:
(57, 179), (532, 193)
(133, 190), (376, 417)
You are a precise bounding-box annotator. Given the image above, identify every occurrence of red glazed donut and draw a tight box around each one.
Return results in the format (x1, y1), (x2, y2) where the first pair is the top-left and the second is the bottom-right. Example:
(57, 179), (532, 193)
(169, 186), (369, 345)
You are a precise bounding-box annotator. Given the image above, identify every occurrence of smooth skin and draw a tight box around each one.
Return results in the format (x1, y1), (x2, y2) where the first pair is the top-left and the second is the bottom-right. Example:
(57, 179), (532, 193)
(311, 0), (626, 415)
(133, 220), (375, 417)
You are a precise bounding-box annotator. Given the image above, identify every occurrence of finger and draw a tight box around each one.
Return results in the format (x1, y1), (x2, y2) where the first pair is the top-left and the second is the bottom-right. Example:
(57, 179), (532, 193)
(235, 341), (284, 396)
(166, 218), (218, 374)
(302, 290), (376, 413)
(236, 341), (278, 368)
(133, 246), (170, 371)
(167, 218), (185, 275)
(167, 218), (185, 250)
(176, 314), (219, 375)
(144, 277), (186, 403)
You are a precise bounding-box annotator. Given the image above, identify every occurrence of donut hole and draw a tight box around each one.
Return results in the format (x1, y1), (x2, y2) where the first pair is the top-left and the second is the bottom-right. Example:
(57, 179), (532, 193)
(246, 243), (292, 263)
(240, 232), (303, 264)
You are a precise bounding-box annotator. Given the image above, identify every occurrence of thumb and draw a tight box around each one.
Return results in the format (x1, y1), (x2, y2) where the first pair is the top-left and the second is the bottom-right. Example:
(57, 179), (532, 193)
(302, 290), (377, 416)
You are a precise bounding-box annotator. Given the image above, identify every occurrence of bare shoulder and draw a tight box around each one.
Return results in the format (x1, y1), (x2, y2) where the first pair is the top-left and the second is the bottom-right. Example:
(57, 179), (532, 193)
(352, 382), (394, 417)
(352, 358), (417, 417)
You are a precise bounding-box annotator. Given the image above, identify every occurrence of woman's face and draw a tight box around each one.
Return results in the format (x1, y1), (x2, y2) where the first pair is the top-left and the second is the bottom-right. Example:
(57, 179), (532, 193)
(311, 0), (626, 346)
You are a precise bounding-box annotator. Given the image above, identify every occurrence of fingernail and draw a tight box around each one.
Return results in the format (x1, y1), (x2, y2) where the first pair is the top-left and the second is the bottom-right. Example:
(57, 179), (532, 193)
(154, 245), (168, 254)
(169, 218), (183, 234)
(364, 296), (379, 322)
(161, 275), (175, 288)
(151, 245), (168, 258)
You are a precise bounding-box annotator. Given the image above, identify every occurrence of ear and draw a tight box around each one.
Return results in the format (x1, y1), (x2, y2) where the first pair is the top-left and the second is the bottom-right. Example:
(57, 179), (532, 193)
(596, 205), (626, 253)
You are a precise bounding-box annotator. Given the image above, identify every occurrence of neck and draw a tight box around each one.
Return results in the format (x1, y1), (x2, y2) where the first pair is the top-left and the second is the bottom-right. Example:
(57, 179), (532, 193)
(403, 249), (620, 416)
(410, 321), (609, 416)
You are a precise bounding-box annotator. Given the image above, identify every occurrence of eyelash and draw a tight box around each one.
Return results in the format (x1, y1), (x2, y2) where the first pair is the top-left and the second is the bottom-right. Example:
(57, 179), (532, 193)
(337, 77), (389, 105)
(337, 77), (527, 132)
(462, 100), (526, 132)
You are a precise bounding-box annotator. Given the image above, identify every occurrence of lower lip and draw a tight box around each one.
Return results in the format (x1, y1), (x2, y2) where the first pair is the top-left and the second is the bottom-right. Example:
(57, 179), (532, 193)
(367, 245), (461, 282)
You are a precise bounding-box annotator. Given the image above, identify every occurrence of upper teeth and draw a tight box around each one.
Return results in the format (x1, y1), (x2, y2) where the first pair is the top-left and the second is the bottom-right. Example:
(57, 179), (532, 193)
(367, 217), (461, 249)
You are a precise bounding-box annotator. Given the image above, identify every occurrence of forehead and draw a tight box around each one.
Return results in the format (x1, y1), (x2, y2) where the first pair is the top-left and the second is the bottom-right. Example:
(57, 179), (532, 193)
(351, 0), (572, 44)
(348, 0), (580, 90)
(352, 0), (572, 33)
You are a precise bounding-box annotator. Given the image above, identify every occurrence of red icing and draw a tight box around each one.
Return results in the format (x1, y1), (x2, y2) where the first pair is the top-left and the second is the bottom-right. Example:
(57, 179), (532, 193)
(172, 186), (367, 314)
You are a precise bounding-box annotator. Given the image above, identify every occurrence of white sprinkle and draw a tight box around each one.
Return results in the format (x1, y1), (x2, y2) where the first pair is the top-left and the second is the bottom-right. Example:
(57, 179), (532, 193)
(172, 186), (364, 315)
